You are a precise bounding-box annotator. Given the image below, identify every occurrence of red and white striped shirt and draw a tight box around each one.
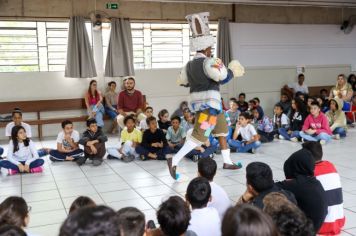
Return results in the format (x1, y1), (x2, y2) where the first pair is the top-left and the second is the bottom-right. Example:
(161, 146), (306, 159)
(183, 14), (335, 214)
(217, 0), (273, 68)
(314, 161), (345, 235)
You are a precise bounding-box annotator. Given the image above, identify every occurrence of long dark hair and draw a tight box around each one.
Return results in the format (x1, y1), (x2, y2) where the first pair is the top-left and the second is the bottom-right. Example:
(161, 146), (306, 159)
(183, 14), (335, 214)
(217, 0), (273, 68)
(290, 97), (307, 120)
(88, 80), (98, 99)
(0, 196), (29, 228)
(11, 125), (29, 153)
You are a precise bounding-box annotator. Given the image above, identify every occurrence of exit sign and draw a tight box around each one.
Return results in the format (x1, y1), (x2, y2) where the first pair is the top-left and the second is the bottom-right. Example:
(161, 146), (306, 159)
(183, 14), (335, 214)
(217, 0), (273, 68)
(106, 3), (118, 9)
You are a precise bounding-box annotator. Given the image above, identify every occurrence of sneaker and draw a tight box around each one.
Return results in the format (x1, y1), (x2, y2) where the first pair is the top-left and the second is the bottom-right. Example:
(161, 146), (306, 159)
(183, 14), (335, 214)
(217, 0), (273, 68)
(140, 155), (146, 161)
(9, 169), (19, 175)
(320, 140), (326, 145)
(121, 155), (135, 163)
(290, 137), (298, 142)
(76, 155), (87, 166)
(192, 155), (199, 162)
(251, 148), (256, 154)
(49, 156), (58, 162)
(93, 158), (103, 166)
(334, 134), (340, 140)
(30, 166), (43, 173)
(223, 163), (242, 170)
(278, 135), (285, 140)
(107, 154), (118, 160)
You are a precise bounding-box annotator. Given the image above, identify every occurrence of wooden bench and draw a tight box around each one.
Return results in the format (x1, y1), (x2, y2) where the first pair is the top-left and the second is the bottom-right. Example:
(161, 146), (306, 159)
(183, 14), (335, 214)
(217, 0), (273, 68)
(0, 96), (147, 140)
(308, 85), (333, 98)
(0, 98), (89, 140)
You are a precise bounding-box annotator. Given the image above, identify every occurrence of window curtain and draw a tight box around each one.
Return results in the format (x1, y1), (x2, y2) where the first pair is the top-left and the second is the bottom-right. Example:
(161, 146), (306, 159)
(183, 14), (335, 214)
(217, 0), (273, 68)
(105, 18), (134, 77)
(217, 18), (231, 65)
(65, 16), (97, 78)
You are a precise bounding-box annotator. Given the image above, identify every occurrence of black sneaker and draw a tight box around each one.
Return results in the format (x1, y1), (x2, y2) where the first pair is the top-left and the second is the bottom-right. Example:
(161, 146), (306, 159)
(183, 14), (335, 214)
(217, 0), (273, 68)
(107, 154), (117, 160)
(76, 155), (87, 166)
(192, 155), (199, 162)
(93, 158), (103, 166)
(122, 155), (135, 163)
(49, 156), (58, 162)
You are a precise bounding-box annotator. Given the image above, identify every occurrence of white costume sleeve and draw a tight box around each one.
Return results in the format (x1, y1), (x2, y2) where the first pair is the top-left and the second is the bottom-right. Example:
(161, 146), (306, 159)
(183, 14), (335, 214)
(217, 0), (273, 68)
(177, 65), (189, 86)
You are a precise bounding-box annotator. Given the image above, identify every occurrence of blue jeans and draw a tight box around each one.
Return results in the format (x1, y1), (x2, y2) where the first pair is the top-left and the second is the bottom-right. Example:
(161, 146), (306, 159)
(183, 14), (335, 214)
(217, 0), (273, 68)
(0, 147), (3, 156)
(90, 105), (105, 127)
(135, 145), (170, 160)
(299, 131), (332, 143)
(0, 159), (44, 171)
(333, 127), (347, 138)
(105, 105), (118, 120)
(49, 149), (84, 161)
(186, 143), (218, 159)
(278, 128), (300, 141)
(168, 143), (183, 154)
(228, 139), (261, 153)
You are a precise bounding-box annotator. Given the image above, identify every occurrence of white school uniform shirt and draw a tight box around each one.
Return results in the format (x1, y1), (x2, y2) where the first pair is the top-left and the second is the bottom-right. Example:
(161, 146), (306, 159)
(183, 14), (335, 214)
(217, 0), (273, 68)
(6, 140), (39, 165)
(273, 113), (290, 127)
(56, 130), (80, 149)
(288, 82), (309, 94)
(5, 122), (32, 138)
(236, 124), (257, 141)
(208, 182), (232, 220)
(188, 207), (221, 236)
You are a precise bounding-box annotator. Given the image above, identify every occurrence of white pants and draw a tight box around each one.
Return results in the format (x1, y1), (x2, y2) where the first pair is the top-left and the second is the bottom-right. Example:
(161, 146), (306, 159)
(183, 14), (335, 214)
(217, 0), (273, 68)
(107, 141), (138, 158)
(117, 112), (146, 129)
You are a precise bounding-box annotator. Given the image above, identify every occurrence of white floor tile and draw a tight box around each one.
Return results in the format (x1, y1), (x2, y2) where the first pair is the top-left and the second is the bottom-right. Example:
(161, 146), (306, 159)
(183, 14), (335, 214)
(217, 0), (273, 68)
(100, 189), (141, 203)
(28, 209), (67, 227)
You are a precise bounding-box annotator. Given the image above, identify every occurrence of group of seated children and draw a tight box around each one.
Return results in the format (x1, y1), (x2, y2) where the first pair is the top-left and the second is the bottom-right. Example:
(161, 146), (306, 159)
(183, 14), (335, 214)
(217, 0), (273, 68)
(0, 141), (344, 236)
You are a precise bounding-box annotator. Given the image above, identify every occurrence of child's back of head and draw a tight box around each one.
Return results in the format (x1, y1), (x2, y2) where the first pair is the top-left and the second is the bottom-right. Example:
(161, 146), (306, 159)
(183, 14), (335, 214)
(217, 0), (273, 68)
(69, 196), (96, 214)
(186, 177), (211, 209)
(117, 207), (145, 236)
(0, 196), (29, 229)
(302, 141), (323, 162)
(157, 196), (191, 236)
(198, 158), (217, 182)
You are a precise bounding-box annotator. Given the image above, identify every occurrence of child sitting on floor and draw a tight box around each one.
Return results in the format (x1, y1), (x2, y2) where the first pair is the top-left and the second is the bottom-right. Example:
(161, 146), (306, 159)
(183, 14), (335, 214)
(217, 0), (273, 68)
(227, 99), (240, 131)
(299, 101), (332, 145)
(78, 118), (108, 166)
(252, 107), (274, 143)
(326, 98), (347, 139)
(136, 116), (170, 160)
(186, 177), (221, 236)
(69, 196), (96, 213)
(185, 129), (218, 162)
(273, 103), (290, 139)
(181, 108), (195, 133)
(166, 116), (186, 153)
(302, 141), (345, 235)
(158, 109), (171, 134)
(279, 93), (292, 116)
(278, 97), (307, 142)
(49, 120), (84, 162)
(139, 106), (154, 131)
(228, 112), (261, 153)
(0, 125), (44, 174)
(107, 116), (142, 162)
(198, 158), (231, 220)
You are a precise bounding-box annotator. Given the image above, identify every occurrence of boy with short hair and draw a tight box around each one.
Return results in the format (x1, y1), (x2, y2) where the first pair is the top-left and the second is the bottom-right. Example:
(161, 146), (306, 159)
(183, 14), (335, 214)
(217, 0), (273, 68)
(139, 106), (154, 131)
(237, 93), (248, 112)
(299, 101), (332, 145)
(107, 115), (142, 162)
(273, 103), (290, 139)
(49, 120), (84, 162)
(227, 99), (240, 130)
(302, 141), (345, 235)
(166, 116), (186, 153)
(228, 112), (261, 153)
(135, 116), (169, 160)
(78, 118), (108, 166)
(186, 177), (221, 236)
(181, 108), (195, 133)
(279, 93), (292, 116)
(117, 207), (145, 236)
(198, 158), (231, 220)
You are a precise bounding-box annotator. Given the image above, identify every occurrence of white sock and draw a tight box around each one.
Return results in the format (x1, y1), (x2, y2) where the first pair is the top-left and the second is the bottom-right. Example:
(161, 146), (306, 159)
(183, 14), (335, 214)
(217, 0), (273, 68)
(172, 139), (199, 166)
(221, 149), (233, 165)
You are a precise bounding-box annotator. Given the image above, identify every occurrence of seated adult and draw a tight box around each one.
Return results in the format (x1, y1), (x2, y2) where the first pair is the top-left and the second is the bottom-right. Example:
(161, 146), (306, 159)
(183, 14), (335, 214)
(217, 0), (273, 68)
(84, 80), (105, 128)
(117, 77), (146, 129)
(276, 149), (328, 232)
(171, 101), (188, 119)
(284, 74), (309, 95)
(236, 162), (296, 209)
(347, 73), (356, 94)
(329, 74), (353, 111)
(104, 81), (119, 133)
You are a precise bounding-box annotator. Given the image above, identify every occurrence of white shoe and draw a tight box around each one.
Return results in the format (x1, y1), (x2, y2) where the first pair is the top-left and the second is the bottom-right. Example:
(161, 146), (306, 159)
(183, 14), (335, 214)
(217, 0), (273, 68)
(278, 135), (285, 140)
(290, 137), (298, 142)
(320, 140), (326, 145)
(334, 134), (340, 140)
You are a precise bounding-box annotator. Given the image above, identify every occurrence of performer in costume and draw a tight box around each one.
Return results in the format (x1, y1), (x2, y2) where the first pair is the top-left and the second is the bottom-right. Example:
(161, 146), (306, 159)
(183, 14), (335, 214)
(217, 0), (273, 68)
(167, 12), (245, 180)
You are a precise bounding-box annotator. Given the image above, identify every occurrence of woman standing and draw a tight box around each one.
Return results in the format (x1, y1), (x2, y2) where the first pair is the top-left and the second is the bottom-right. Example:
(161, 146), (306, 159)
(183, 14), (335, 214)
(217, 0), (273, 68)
(85, 80), (105, 128)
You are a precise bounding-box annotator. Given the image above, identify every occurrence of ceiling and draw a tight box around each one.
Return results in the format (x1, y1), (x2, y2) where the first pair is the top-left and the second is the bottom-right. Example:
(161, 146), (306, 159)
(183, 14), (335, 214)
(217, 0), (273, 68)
(138, 0), (356, 7)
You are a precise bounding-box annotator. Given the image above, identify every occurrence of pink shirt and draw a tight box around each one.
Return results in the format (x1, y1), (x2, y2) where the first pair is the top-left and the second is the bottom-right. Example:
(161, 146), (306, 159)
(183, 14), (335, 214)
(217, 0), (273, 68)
(302, 113), (332, 135)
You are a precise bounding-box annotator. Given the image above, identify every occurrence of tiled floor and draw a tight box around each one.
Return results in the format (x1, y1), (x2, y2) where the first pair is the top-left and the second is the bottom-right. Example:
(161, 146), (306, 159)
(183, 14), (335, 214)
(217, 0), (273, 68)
(1, 129), (356, 236)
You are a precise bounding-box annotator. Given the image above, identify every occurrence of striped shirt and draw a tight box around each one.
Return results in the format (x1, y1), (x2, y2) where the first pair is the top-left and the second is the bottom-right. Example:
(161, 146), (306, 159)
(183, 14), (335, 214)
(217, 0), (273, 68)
(314, 161), (345, 235)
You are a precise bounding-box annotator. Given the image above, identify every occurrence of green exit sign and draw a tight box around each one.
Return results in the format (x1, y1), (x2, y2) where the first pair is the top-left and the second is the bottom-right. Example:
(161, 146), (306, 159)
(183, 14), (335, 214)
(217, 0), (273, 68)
(106, 3), (118, 9)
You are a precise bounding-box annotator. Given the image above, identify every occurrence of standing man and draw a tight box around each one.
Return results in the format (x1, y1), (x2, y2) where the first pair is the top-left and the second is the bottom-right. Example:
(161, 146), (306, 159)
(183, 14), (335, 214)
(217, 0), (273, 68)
(116, 77), (146, 129)
(167, 12), (245, 180)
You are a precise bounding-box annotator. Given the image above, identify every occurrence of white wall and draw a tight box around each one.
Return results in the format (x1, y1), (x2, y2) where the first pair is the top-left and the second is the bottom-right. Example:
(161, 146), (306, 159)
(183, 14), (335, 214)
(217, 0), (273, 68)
(1, 23), (355, 139)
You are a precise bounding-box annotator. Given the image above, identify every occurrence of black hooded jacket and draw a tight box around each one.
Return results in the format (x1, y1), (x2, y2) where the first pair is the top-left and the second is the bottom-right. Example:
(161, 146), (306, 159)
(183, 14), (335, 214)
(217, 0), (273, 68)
(276, 149), (328, 232)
